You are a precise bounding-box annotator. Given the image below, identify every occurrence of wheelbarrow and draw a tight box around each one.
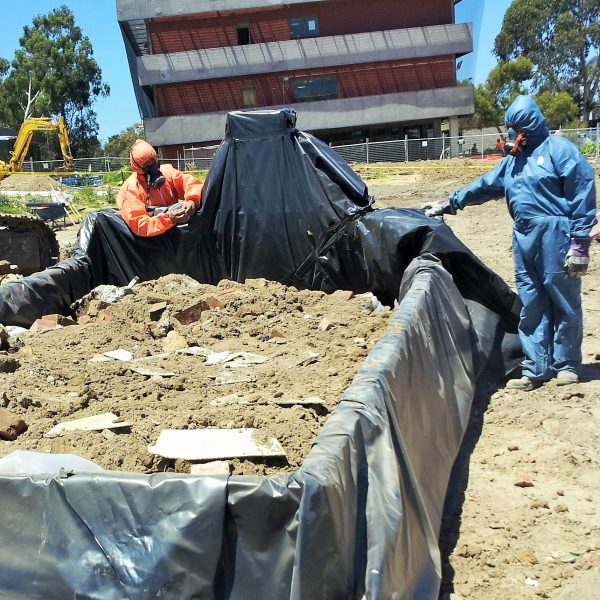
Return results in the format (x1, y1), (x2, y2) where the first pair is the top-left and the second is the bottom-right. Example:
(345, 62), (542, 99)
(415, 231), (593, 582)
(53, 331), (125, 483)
(26, 201), (68, 228)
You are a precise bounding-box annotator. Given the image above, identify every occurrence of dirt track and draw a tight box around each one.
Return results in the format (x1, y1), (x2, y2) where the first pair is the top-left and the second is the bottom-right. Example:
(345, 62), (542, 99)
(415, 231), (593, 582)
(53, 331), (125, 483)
(367, 161), (600, 600)
(1, 159), (599, 598)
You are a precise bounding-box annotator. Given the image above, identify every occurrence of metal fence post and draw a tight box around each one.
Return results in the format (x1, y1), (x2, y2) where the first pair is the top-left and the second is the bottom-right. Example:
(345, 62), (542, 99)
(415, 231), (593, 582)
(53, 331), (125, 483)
(404, 135), (408, 163)
(366, 138), (369, 164)
(481, 129), (484, 159)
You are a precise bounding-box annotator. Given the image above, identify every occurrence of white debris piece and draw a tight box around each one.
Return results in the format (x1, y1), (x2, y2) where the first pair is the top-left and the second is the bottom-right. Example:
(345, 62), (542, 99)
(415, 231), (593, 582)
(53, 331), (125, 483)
(148, 428), (286, 460)
(45, 412), (131, 438)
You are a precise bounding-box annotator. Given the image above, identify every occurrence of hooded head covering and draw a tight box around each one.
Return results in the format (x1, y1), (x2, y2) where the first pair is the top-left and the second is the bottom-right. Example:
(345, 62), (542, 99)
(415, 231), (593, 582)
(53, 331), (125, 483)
(130, 139), (158, 173)
(504, 95), (549, 151)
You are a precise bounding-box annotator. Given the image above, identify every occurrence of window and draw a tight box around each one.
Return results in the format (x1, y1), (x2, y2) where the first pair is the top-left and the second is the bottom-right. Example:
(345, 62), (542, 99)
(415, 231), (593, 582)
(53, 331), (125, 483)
(293, 76), (338, 102)
(242, 85), (256, 108)
(237, 24), (250, 45)
(290, 16), (319, 39)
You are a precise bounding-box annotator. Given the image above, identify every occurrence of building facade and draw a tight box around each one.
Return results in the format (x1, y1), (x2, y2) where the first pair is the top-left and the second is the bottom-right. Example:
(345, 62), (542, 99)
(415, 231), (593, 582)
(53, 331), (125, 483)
(117, 0), (473, 159)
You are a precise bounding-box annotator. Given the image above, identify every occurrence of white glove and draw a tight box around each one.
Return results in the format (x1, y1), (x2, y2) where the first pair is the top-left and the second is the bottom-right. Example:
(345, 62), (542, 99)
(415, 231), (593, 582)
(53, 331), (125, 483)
(422, 199), (455, 218)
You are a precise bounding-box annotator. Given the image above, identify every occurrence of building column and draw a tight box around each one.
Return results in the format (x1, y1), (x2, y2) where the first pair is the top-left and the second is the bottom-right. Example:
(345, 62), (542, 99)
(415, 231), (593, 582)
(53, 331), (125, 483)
(449, 116), (460, 158)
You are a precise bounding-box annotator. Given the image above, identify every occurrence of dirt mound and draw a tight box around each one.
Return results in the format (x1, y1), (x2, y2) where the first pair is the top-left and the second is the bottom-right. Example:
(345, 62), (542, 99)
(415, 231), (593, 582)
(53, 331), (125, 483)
(0, 173), (63, 192)
(0, 275), (390, 475)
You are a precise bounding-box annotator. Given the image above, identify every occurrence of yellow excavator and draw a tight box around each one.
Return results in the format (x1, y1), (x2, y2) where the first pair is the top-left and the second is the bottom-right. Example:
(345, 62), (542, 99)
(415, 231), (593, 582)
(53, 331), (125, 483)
(0, 117), (75, 277)
(0, 116), (74, 179)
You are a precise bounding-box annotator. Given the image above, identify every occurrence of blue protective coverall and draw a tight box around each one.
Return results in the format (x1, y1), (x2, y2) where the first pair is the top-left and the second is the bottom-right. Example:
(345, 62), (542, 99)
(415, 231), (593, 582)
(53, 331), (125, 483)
(449, 95), (597, 381)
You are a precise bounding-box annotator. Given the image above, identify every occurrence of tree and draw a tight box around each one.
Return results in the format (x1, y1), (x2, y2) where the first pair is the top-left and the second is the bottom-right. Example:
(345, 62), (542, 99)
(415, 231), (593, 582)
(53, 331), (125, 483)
(104, 124), (145, 157)
(495, 0), (600, 126)
(1, 5), (109, 155)
(464, 56), (534, 131)
(534, 90), (580, 128)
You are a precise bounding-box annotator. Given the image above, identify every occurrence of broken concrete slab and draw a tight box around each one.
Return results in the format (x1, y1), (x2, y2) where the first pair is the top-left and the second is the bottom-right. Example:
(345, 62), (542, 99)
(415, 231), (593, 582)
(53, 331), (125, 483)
(45, 412), (131, 438)
(130, 366), (176, 378)
(274, 396), (329, 414)
(148, 428), (286, 461)
(212, 372), (257, 386)
(190, 460), (230, 475)
(176, 346), (210, 357)
(89, 349), (133, 363)
(206, 351), (269, 367)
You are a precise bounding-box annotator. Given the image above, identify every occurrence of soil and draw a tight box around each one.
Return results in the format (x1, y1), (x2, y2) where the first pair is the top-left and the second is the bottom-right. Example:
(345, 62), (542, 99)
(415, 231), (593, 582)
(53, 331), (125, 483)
(1, 159), (599, 598)
(0, 276), (390, 476)
(0, 173), (64, 192)
(365, 161), (600, 600)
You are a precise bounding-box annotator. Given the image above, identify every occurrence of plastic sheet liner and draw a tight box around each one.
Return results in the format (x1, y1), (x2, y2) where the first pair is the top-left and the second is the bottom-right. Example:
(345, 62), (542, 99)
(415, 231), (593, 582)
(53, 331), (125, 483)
(0, 108), (519, 333)
(0, 255), (517, 598)
(0, 109), (522, 597)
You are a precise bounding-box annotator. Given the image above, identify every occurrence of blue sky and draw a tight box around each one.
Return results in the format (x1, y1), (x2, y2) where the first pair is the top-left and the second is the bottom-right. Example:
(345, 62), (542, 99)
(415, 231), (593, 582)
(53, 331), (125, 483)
(0, 1), (512, 143)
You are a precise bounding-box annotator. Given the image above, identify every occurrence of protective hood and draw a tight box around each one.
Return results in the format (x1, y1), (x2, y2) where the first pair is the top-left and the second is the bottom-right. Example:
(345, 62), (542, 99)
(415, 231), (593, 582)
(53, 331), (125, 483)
(504, 95), (549, 149)
(130, 139), (158, 174)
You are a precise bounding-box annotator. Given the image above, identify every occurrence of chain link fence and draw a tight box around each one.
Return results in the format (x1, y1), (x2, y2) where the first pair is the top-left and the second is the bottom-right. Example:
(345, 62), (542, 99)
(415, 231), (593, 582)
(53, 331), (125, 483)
(15, 126), (600, 177)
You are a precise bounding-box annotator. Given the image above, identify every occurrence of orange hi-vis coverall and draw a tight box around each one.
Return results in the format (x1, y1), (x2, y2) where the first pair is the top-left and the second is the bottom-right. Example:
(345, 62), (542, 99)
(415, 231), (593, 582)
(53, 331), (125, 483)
(116, 165), (203, 237)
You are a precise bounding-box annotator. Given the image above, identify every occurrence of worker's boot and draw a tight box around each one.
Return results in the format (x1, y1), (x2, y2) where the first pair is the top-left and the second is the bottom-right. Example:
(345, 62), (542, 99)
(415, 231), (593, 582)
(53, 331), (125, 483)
(556, 370), (579, 386)
(505, 376), (542, 391)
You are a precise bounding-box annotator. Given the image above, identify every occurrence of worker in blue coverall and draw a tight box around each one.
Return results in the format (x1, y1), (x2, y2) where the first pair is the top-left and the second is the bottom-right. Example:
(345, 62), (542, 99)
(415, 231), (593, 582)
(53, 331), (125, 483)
(424, 95), (597, 391)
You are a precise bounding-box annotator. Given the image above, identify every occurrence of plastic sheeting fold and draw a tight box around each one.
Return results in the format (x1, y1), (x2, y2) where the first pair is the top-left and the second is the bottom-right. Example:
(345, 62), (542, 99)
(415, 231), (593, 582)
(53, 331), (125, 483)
(0, 256), (518, 598)
(0, 108), (522, 597)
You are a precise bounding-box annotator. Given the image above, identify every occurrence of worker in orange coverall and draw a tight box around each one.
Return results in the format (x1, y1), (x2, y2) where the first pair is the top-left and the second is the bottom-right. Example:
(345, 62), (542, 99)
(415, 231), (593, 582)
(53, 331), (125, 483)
(117, 139), (203, 237)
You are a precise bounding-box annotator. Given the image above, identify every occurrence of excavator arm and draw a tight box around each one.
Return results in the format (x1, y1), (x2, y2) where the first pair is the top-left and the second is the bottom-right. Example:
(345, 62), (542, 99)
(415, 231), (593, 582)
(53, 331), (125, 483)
(7, 117), (74, 172)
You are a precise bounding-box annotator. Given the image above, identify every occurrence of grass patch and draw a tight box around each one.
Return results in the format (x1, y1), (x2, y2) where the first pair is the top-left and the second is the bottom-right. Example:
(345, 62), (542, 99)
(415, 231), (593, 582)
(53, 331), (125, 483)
(72, 187), (116, 212)
(0, 193), (27, 215)
(103, 170), (131, 186)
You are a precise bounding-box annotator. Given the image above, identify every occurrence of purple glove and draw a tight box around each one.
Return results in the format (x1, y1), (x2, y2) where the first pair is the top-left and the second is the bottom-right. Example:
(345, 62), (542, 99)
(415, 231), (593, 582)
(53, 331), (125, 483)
(564, 238), (590, 277)
(422, 198), (456, 218)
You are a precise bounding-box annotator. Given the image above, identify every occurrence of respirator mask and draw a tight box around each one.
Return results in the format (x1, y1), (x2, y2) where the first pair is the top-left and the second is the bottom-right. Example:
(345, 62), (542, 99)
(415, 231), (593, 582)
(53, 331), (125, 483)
(504, 126), (527, 156)
(145, 161), (166, 189)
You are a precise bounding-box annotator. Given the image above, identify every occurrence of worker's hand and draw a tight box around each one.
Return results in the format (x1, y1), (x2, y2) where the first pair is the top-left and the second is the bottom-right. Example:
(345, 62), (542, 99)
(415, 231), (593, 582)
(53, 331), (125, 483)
(169, 200), (197, 225)
(422, 199), (455, 218)
(181, 200), (198, 219)
(564, 238), (590, 277)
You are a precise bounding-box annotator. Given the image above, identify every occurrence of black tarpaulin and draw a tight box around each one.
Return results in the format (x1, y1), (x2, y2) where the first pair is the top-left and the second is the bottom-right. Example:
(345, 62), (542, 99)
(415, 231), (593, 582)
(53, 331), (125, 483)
(0, 108), (523, 598)
(1, 108), (519, 333)
(0, 256), (517, 598)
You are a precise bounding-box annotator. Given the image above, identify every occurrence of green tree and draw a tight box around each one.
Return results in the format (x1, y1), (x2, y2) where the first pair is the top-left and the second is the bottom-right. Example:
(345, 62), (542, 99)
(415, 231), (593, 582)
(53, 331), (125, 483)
(495, 0), (600, 126)
(534, 90), (580, 128)
(1, 5), (109, 155)
(464, 56), (534, 131)
(104, 124), (145, 157)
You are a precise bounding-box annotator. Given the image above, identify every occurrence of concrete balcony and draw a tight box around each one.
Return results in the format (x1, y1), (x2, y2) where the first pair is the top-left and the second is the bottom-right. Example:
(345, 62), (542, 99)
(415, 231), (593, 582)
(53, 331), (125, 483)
(144, 85), (474, 146)
(117, 1), (329, 22)
(138, 23), (472, 86)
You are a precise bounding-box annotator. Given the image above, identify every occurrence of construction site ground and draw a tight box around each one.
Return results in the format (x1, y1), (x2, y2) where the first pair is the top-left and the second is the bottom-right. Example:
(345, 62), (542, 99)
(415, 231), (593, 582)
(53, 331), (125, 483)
(1, 159), (599, 599)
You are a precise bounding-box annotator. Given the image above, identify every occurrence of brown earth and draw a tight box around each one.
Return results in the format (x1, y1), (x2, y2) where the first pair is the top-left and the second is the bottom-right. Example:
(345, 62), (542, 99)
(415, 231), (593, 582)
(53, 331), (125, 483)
(365, 161), (600, 600)
(1, 159), (599, 598)
(0, 173), (65, 191)
(0, 276), (390, 475)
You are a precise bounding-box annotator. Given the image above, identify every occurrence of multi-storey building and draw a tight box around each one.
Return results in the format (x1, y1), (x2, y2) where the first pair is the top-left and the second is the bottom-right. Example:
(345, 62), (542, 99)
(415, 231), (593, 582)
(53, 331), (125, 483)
(117, 0), (473, 159)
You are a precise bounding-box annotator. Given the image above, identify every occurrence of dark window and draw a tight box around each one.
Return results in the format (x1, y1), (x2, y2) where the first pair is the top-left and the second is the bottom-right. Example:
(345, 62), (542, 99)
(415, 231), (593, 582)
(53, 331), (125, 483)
(293, 76), (338, 102)
(237, 24), (250, 45)
(290, 16), (319, 38)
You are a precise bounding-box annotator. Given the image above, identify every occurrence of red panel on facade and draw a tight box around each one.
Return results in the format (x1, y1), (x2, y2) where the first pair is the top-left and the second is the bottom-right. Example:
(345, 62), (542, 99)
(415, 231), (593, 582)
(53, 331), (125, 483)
(154, 58), (456, 117)
(149, 0), (452, 53)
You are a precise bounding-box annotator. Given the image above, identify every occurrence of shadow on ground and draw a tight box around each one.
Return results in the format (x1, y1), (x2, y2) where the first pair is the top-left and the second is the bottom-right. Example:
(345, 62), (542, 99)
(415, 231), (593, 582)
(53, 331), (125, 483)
(437, 382), (496, 599)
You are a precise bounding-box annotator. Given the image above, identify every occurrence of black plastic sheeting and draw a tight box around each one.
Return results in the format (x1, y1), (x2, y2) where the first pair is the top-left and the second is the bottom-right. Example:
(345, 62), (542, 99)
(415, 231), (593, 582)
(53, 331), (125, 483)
(0, 108), (519, 332)
(0, 109), (522, 597)
(0, 256), (518, 598)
